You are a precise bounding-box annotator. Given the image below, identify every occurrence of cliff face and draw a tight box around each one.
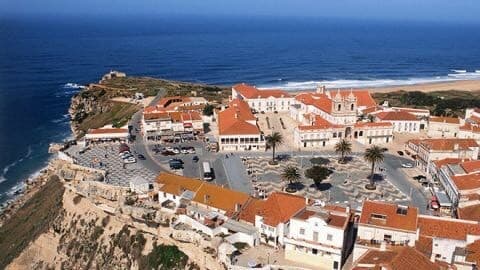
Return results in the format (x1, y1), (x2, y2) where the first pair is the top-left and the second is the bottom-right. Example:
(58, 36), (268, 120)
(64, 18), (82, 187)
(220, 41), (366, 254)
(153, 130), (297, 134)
(69, 88), (111, 137)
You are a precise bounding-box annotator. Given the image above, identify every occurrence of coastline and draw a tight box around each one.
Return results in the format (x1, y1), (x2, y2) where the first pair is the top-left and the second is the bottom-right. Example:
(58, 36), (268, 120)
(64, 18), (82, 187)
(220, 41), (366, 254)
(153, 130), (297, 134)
(2, 77), (480, 216)
(286, 79), (480, 94)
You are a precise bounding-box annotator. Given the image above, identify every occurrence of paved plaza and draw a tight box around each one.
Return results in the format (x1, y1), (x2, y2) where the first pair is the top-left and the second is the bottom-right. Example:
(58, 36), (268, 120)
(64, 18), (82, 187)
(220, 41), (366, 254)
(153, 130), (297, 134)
(65, 143), (158, 186)
(243, 154), (409, 208)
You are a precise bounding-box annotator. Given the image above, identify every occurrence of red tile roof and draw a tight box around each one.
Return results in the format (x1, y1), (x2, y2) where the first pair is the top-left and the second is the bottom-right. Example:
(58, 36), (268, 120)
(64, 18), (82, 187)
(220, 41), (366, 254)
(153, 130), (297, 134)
(451, 173), (480, 191)
(461, 160), (480, 174)
(460, 123), (480, 133)
(297, 115), (344, 131)
(375, 111), (418, 121)
(356, 246), (441, 270)
(418, 138), (479, 151)
(458, 204), (480, 222)
(237, 198), (266, 224)
(359, 201), (418, 232)
(418, 215), (480, 240)
(233, 83), (290, 99)
(354, 122), (393, 128)
(429, 116), (460, 124)
(217, 99), (260, 135)
(466, 239), (480, 265)
(260, 192), (306, 227)
(341, 90), (377, 108)
(432, 158), (469, 169)
(295, 92), (333, 113)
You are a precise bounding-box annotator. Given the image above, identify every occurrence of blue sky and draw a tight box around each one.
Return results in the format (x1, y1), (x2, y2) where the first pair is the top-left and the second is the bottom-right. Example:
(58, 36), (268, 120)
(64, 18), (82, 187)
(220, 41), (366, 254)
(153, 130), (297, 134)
(1, 0), (479, 24)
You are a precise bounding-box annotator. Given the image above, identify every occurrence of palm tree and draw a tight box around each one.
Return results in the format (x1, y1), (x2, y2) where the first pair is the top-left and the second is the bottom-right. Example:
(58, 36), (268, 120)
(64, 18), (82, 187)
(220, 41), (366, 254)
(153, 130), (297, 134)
(335, 139), (352, 163)
(265, 132), (283, 165)
(363, 145), (387, 190)
(281, 165), (301, 192)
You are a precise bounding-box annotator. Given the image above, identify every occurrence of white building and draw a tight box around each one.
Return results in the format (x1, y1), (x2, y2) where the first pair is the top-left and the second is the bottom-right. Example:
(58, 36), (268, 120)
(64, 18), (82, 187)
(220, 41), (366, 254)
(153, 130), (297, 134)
(374, 111), (421, 133)
(428, 116), (462, 138)
(85, 126), (129, 143)
(284, 205), (353, 270)
(129, 176), (152, 196)
(436, 160), (480, 206)
(142, 111), (204, 140)
(217, 99), (265, 151)
(232, 83), (293, 113)
(354, 200), (419, 262)
(353, 122), (394, 145)
(407, 138), (479, 174)
(459, 124), (480, 144)
(253, 192), (306, 247)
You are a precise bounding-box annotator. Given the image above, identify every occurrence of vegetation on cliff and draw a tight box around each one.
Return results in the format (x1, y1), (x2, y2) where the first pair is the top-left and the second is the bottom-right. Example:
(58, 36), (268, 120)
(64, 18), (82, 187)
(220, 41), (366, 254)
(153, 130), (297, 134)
(372, 90), (480, 117)
(0, 175), (65, 269)
(69, 76), (229, 138)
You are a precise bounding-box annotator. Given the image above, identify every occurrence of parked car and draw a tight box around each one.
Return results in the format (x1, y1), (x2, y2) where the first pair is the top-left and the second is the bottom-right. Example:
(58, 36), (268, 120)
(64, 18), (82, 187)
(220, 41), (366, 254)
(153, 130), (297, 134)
(119, 150), (130, 157)
(397, 151), (404, 156)
(169, 159), (183, 169)
(180, 147), (189, 154)
(137, 154), (146, 160)
(187, 147), (196, 154)
(124, 157), (137, 164)
(120, 152), (133, 159)
(161, 150), (176, 156)
(169, 158), (184, 164)
(402, 163), (414, 168)
(192, 156), (199, 162)
(405, 150), (411, 155)
(172, 147), (181, 154)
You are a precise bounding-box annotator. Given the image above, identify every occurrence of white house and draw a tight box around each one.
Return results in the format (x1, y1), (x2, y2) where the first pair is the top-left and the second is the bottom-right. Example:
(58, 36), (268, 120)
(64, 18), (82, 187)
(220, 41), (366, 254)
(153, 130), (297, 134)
(408, 138), (479, 174)
(284, 205), (353, 270)
(374, 111), (421, 133)
(254, 192), (306, 247)
(217, 99), (265, 152)
(232, 83), (293, 112)
(354, 200), (419, 262)
(428, 116), (462, 138)
(129, 176), (152, 196)
(85, 126), (129, 143)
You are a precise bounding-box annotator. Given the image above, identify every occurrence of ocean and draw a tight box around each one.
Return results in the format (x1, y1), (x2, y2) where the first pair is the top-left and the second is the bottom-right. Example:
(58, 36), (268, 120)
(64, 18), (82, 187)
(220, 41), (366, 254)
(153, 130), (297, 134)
(1, 15), (480, 203)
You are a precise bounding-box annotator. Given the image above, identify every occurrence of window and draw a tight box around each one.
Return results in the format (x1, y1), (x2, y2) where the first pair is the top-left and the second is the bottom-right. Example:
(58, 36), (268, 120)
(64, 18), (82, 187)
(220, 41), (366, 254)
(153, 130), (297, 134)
(327, 234), (333, 241)
(337, 104), (341, 111)
(351, 104), (354, 111)
(396, 205), (408, 215)
(300, 228), (305, 235)
(313, 232), (319, 242)
(312, 248), (318, 255)
(384, 234), (392, 242)
(371, 213), (386, 220)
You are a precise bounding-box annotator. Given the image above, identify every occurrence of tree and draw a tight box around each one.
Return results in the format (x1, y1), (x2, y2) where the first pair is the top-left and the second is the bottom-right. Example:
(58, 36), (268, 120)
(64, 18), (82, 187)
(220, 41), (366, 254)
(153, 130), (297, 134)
(335, 139), (352, 164)
(363, 145), (387, 190)
(281, 165), (301, 192)
(305, 166), (333, 187)
(203, 104), (215, 116)
(265, 132), (283, 165)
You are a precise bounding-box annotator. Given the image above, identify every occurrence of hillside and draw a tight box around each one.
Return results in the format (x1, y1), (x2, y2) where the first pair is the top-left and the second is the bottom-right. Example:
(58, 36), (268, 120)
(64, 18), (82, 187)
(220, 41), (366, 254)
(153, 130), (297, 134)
(69, 75), (229, 138)
(372, 90), (480, 117)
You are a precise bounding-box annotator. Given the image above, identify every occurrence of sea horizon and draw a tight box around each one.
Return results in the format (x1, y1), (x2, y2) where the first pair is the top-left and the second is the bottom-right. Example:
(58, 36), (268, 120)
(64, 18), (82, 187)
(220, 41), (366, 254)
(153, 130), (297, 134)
(1, 15), (480, 203)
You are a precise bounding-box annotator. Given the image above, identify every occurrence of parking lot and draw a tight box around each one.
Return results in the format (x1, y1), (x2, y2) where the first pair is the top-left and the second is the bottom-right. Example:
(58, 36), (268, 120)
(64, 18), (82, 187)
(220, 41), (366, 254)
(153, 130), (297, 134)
(145, 139), (235, 188)
(65, 142), (158, 186)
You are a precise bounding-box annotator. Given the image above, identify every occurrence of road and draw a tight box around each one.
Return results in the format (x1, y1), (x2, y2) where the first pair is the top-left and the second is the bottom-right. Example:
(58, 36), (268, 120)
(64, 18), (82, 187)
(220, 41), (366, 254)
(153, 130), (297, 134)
(126, 92), (428, 210)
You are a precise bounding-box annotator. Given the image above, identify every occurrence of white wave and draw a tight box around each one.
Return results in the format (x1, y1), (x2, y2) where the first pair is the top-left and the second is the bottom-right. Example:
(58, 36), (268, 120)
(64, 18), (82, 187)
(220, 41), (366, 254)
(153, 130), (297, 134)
(0, 146), (34, 181)
(64, 82), (86, 89)
(258, 72), (480, 91)
(451, 69), (467, 73)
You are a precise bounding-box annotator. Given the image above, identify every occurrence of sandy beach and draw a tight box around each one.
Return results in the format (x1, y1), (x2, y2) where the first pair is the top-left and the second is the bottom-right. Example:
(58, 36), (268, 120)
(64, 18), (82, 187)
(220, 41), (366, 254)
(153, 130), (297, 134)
(361, 80), (480, 93)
